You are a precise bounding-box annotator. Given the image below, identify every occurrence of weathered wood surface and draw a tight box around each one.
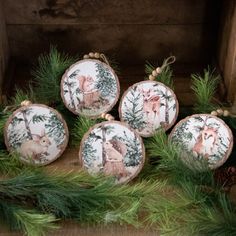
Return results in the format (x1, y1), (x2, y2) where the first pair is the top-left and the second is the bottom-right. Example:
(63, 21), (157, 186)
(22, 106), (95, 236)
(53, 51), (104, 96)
(0, 1), (9, 99)
(218, 0), (236, 103)
(2, 0), (221, 66)
(6, 24), (215, 66)
(2, 0), (218, 25)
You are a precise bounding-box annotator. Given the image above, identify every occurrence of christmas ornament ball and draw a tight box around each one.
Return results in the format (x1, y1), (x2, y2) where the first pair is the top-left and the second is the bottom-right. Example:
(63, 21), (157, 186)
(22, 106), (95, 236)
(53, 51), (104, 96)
(4, 104), (69, 166)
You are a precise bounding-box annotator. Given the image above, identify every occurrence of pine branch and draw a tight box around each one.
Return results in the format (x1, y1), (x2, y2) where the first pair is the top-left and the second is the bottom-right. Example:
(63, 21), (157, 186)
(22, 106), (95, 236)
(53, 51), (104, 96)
(0, 200), (58, 236)
(191, 68), (220, 113)
(71, 116), (103, 146)
(32, 46), (77, 105)
(143, 130), (236, 235)
(10, 87), (36, 106)
(0, 169), (164, 226)
(145, 61), (174, 89)
(0, 151), (27, 176)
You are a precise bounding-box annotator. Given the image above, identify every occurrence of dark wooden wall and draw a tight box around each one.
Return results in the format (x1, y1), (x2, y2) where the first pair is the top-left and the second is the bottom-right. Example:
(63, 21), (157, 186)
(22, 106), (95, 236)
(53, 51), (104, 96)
(2, 0), (221, 67)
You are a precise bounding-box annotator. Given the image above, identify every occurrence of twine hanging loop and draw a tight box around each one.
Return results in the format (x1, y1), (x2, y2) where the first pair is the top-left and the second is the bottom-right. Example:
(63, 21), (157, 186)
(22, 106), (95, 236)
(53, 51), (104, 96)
(149, 55), (176, 81)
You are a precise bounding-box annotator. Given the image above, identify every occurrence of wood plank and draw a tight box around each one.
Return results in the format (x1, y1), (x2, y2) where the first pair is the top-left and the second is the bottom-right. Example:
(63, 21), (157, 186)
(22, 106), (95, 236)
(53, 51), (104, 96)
(2, 0), (220, 25)
(6, 24), (216, 66)
(217, 0), (236, 102)
(0, 1), (9, 101)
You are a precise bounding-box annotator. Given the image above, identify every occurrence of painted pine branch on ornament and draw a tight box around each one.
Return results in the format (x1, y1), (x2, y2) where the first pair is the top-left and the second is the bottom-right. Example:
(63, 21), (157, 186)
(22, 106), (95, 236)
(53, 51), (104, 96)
(95, 62), (117, 98)
(122, 87), (146, 130)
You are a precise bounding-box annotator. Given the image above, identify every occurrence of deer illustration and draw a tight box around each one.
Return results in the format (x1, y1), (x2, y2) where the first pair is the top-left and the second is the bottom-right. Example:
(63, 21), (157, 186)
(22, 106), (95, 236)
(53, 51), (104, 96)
(192, 126), (218, 158)
(139, 88), (161, 118)
(78, 75), (101, 108)
(103, 139), (129, 178)
(19, 129), (51, 161)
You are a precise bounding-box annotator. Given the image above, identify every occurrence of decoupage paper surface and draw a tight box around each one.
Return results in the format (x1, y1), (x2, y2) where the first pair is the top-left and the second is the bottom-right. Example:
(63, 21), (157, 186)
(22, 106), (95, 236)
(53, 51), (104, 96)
(80, 121), (145, 184)
(5, 104), (68, 165)
(119, 81), (178, 137)
(170, 114), (233, 169)
(61, 59), (120, 118)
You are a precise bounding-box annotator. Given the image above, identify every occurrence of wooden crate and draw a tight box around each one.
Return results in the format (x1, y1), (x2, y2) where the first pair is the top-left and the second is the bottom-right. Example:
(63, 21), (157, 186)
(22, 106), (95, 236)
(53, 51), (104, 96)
(1, 0), (235, 105)
(0, 0), (236, 235)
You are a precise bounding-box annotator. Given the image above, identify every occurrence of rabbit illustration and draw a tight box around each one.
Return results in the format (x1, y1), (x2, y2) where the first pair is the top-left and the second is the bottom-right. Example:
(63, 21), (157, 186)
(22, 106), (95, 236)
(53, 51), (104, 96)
(19, 129), (51, 160)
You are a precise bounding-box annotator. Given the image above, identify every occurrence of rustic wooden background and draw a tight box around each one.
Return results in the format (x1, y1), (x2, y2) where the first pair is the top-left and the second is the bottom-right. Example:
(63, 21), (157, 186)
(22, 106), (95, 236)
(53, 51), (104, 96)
(0, 0), (224, 106)
(1, 1), (236, 235)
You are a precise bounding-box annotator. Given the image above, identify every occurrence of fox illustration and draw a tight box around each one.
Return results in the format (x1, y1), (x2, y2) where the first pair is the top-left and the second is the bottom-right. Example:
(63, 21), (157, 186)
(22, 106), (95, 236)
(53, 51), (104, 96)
(192, 126), (218, 158)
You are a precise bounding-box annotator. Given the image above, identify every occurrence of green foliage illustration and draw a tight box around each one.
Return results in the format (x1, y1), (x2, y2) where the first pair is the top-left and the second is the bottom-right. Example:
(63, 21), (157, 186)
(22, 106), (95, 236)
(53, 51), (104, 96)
(95, 62), (117, 98)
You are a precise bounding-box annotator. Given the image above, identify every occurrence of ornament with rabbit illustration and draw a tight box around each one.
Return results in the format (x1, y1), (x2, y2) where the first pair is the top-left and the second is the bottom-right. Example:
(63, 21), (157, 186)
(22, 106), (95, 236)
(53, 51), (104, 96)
(79, 114), (145, 184)
(4, 103), (69, 166)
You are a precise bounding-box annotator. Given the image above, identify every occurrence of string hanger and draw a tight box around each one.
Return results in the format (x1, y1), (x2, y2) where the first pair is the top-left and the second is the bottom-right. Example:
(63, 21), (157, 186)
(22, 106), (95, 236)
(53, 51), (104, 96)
(3, 100), (32, 113)
(83, 52), (111, 67)
(149, 55), (176, 81)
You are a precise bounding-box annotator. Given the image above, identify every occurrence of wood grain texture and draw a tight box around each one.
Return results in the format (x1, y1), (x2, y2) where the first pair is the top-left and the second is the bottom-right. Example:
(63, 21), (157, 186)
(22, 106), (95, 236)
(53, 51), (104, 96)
(3, 0), (216, 25)
(6, 24), (216, 65)
(0, 1), (9, 98)
(218, 0), (236, 102)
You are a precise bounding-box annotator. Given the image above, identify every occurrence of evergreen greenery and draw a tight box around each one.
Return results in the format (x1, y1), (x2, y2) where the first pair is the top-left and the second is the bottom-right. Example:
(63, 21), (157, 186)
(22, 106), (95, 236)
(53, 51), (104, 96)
(1, 47), (236, 235)
(95, 62), (118, 98)
(71, 116), (104, 146)
(122, 86), (146, 130)
(144, 130), (236, 235)
(145, 61), (174, 89)
(191, 68), (220, 113)
(31, 46), (77, 105)
(0, 201), (58, 236)
(0, 165), (163, 234)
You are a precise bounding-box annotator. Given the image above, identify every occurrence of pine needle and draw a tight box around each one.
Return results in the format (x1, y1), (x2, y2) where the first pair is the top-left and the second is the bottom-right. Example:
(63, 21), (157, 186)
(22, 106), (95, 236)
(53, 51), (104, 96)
(71, 116), (103, 146)
(0, 200), (58, 236)
(0, 151), (27, 175)
(32, 46), (76, 104)
(191, 68), (220, 113)
(145, 61), (174, 89)
(10, 87), (36, 106)
(0, 169), (164, 228)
